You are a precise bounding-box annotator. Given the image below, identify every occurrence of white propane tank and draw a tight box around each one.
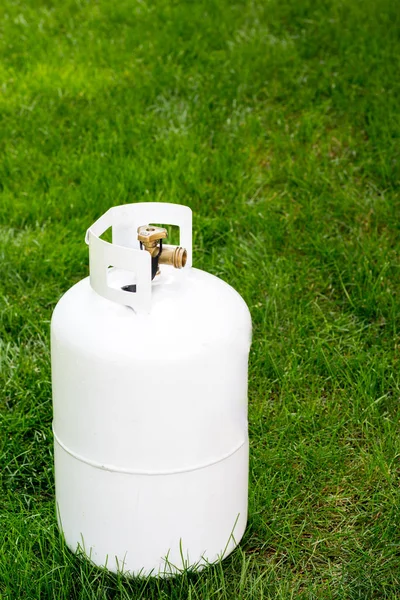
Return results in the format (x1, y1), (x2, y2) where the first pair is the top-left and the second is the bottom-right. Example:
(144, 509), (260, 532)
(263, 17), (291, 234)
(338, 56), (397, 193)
(51, 202), (252, 576)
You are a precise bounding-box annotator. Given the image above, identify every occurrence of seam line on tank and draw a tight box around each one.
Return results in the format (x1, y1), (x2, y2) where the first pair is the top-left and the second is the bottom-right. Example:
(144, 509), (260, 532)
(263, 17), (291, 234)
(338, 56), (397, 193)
(52, 425), (247, 476)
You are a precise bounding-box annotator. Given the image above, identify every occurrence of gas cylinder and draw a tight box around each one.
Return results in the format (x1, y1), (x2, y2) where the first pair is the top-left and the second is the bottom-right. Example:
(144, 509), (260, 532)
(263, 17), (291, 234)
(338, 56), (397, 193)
(51, 202), (252, 576)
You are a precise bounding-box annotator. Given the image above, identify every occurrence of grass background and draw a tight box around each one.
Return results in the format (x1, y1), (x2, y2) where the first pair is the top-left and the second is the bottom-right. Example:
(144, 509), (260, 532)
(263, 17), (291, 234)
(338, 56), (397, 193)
(1, 0), (400, 597)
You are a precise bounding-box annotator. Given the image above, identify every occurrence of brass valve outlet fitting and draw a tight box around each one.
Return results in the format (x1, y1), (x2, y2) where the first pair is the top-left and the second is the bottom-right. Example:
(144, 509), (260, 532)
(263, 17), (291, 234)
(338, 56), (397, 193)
(159, 245), (187, 268)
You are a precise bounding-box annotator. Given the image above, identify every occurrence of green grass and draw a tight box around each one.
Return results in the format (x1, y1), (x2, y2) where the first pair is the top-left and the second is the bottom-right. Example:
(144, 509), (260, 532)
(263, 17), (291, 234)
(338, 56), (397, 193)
(1, 0), (400, 597)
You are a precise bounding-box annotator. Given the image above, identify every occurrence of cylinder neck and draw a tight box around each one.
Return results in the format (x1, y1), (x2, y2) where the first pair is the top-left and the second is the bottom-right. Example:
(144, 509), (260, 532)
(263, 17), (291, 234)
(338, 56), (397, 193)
(85, 202), (193, 313)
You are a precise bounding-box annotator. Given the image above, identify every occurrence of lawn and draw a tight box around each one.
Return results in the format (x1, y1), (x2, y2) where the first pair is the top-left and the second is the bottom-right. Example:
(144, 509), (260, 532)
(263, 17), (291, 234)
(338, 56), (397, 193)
(1, 0), (400, 598)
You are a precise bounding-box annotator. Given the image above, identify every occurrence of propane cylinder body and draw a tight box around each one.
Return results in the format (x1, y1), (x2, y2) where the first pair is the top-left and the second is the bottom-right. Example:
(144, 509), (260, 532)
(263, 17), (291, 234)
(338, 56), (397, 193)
(51, 204), (252, 576)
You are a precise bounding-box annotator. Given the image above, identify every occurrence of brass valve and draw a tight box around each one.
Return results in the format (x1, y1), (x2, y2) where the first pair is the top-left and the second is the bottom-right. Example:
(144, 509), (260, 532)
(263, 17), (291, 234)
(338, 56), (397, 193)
(137, 225), (187, 277)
